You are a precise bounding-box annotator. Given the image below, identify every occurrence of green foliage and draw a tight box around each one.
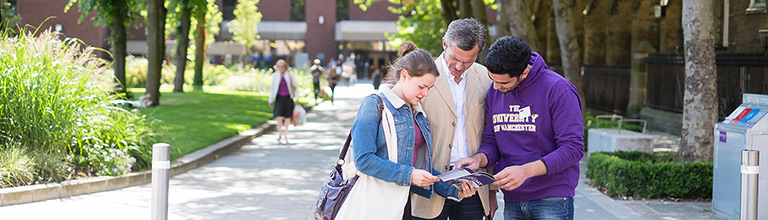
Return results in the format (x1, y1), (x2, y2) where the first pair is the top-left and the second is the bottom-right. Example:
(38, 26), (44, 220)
(124, 57), (315, 101)
(0, 146), (35, 187)
(73, 142), (139, 176)
(229, 0), (262, 52)
(187, 0), (222, 60)
(30, 149), (71, 183)
(165, 0), (193, 37)
(386, 0), (446, 55)
(130, 88), (274, 160)
(0, 0), (20, 36)
(220, 66), (315, 99)
(65, 0), (145, 33)
(587, 151), (713, 199)
(0, 31), (159, 184)
(125, 55), (149, 87)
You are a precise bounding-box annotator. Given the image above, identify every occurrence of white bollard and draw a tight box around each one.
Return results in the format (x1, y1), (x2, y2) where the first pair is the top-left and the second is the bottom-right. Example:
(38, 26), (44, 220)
(151, 143), (170, 220)
(741, 150), (759, 220)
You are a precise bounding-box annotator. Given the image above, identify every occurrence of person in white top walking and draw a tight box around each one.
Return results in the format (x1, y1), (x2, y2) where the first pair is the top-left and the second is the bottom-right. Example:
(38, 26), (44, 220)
(268, 59), (299, 143)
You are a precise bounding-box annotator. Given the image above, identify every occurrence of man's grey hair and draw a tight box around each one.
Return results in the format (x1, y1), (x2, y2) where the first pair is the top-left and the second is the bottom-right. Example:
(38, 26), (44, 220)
(443, 18), (487, 51)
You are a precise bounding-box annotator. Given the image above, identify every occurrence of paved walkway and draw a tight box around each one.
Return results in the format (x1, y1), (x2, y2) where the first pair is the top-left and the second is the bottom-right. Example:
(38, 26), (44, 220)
(0, 81), (724, 220)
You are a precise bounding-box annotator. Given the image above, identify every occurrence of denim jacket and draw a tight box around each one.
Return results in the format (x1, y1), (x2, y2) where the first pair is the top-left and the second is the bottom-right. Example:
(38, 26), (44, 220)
(350, 86), (460, 200)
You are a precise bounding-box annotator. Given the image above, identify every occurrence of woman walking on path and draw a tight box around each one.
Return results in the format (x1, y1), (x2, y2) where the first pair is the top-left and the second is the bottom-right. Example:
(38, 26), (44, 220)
(327, 66), (340, 104)
(335, 42), (476, 220)
(268, 59), (299, 143)
(371, 65), (383, 92)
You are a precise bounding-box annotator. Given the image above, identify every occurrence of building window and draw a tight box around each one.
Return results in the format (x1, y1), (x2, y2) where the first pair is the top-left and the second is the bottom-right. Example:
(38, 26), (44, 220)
(747, 0), (766, 14)
(336, 0), (349, 21)
(290, 0), (305, 21)
(222, 0), (236, 21)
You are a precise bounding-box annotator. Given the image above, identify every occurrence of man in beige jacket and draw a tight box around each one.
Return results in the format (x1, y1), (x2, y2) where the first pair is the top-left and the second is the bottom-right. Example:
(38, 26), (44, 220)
(413, 18), (496, 220)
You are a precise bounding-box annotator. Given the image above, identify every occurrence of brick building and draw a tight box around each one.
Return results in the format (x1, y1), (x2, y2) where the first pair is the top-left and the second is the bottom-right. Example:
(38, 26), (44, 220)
(11, 0), (497, 78)
(12, 0), (404, 77)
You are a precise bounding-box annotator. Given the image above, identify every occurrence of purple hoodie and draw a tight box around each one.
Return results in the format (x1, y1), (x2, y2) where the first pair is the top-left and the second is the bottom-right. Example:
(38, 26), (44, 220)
(478, 52), (584, 202)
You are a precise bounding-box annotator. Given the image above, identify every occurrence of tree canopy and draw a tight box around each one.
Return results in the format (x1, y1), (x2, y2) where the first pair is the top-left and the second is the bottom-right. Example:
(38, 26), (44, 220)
(65, 0), (144, 38)
(386, 0), (446, 55)
(229, 0), (262, 54)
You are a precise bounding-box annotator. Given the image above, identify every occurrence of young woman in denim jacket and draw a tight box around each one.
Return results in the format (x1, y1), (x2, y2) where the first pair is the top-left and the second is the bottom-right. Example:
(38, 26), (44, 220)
(349, 42), (477, 218)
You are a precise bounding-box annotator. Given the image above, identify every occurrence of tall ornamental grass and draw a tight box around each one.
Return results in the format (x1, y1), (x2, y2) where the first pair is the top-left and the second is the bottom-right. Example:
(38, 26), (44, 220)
(0, 30), (159, 187)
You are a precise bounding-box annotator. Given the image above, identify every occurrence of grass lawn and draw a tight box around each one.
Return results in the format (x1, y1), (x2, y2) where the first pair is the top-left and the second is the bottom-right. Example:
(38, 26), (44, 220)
(129, 88), (273, 160)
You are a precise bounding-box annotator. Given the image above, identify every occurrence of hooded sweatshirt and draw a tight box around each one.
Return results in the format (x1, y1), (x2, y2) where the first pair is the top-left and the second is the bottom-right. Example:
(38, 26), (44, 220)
(478, 52), (584, 202)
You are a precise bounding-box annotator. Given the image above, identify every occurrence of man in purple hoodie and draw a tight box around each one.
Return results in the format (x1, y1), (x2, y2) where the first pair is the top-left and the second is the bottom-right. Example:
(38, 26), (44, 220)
(455, 36), (584, 220)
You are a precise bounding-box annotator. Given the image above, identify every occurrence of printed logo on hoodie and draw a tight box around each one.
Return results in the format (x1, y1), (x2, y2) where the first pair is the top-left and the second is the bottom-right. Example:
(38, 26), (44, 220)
(492, 105), (539, 132)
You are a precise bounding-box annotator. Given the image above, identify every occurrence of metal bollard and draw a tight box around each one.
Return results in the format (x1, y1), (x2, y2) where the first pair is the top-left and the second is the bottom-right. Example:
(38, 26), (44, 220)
(741, 150), (759, 220)
(151, 143), (170, 220)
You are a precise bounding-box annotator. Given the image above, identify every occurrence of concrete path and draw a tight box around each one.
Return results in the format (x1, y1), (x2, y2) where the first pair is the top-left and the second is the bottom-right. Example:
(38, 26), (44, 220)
(0, 81), (724, 220)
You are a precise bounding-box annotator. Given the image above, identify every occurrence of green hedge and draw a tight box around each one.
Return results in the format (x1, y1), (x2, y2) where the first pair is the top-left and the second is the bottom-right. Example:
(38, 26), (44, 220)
(586, 151), (713, 199)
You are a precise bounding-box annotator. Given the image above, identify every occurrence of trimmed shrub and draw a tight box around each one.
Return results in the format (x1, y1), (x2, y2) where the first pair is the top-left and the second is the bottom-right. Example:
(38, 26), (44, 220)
(586, 151), (713, 199)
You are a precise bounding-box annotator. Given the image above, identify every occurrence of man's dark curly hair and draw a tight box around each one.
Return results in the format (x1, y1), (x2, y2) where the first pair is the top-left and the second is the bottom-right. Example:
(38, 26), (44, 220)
(484, 36), (532, 78)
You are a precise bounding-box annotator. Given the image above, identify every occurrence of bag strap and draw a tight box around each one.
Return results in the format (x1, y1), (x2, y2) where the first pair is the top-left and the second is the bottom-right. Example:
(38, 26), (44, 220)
(336, 94), (384, 167)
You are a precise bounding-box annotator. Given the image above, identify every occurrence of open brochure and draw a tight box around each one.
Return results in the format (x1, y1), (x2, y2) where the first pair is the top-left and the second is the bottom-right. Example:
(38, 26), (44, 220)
(437, 168), (495, 188)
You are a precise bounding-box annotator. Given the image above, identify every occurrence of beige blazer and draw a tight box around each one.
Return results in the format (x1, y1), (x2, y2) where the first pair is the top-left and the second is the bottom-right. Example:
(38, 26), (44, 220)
(412, 54), (493, 218)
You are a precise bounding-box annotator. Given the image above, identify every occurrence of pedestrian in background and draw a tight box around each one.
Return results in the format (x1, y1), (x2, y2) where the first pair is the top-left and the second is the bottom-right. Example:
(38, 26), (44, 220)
(310, 58), (324, 103)
(327, 66), (340, 105)
(371, 65), (383, 92)
(455, 36), (585, 220)
(335, 42), (477, 220)
(268, 59), (299, 143)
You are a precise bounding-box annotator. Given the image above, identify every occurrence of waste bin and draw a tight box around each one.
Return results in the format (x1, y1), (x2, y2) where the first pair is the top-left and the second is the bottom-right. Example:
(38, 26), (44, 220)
(713, 93), (768, 220)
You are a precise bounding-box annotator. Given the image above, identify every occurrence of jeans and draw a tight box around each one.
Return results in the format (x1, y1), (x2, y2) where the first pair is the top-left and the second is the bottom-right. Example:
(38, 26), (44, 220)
(413, 193), (484, 220)
(503, 197), (573, 220)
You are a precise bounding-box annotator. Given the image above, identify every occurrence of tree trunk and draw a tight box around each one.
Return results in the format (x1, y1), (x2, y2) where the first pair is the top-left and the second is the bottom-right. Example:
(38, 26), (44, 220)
(470, 0), (488, 63)
(496, 0), (511, 38)
(111, 7), (128, 93)
(546, 7), (561, 64)
(506, 0), (541, 51)
(553, 0), (585, 121)
(174, 0), (192, 93)
(193, 4), (207, 91)
(680, 0), (717, 162)
(459, 0), (472, 18)
(145, 0), (165, 106)
(440, 0), (457, 28)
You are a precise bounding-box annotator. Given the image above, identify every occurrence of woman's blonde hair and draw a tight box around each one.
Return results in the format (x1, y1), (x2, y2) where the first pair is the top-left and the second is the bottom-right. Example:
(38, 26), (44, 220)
(273, 59), (291, 72)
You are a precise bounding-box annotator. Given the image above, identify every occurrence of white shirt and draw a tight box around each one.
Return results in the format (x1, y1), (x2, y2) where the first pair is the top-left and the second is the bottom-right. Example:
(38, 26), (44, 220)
(441, 55), (469, 166)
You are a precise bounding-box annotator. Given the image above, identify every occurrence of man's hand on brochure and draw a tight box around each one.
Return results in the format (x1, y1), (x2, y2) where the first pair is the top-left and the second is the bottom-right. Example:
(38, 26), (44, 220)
(457, 181), (477, 198)
(454, 157), (480, 171)
(493, 159), (547, 191)
(455, 153), (487, 171)
(411, 168), (439, 187)
(493, 165), (529, 191)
